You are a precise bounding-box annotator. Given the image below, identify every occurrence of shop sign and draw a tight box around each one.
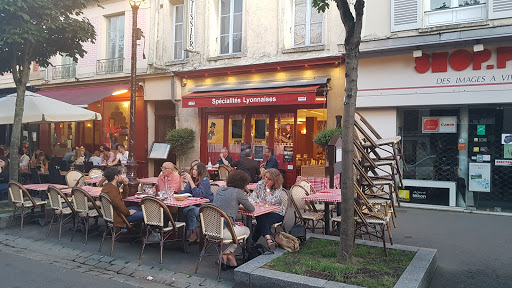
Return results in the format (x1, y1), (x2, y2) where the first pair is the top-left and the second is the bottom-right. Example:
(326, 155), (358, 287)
(422, 116), (457, 133)
(182, 93), (318, 108)
(399, 187), (450, 206)
(185, 0), (196, 52)
(495, 159), (512, 166)
(415, 47), (512, 74)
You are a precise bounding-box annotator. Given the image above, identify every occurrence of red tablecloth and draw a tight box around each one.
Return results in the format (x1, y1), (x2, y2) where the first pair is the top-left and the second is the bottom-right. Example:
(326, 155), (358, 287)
(85, 177), (102, 184)
(23, 184), (68, 191)
(295, 175), (341, 191)
(61, 186), (103, 198)
(124, 196), (209, 208)
(302, 193), (341, 203)
(318, 188), (341, 194)
(238, 204), (279, 217)
(138, 177), (158, 184)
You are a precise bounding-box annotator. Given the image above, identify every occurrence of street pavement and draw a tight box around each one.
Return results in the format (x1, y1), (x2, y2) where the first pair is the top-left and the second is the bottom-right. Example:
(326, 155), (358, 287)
(0, 207), (511, 287)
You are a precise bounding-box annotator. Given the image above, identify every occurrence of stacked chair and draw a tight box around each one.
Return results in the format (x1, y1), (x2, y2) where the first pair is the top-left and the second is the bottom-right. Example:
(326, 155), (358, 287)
(334, 112), (406, 256)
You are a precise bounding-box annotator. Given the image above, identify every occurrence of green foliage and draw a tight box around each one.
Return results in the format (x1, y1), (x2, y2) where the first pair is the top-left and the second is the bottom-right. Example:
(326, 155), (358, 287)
(265, 238), (415, 288)
(0, 0), (98, 74)
(312, 0), (332, 13)
(165, 128), (195, 157)
(313, 128), (342, 148)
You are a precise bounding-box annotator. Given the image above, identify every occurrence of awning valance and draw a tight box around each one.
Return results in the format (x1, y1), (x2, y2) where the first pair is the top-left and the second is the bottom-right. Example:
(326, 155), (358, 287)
(38, 84), (129, 106)
(182, 85), (325, 108)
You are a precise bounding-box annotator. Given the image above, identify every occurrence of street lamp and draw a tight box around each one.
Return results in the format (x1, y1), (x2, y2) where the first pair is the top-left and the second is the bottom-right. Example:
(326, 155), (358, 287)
(125, 0), (145, 196)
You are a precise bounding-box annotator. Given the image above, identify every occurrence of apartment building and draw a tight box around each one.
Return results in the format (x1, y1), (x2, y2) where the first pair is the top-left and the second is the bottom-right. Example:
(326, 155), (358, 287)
(357, 0), (512, 210)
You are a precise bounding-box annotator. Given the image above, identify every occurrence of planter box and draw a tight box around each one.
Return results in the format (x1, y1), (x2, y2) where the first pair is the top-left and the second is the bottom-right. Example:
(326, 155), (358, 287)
(234, 234), (437, 288)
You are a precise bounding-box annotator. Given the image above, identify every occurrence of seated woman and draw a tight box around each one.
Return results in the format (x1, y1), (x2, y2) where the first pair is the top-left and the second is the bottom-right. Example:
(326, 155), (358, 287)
(212, 170), (255, 270)
(180, 162), (214, 242)
(35, 152), (48, 173)
(249, 168), (287, 250)
(0, 157), (9, 193)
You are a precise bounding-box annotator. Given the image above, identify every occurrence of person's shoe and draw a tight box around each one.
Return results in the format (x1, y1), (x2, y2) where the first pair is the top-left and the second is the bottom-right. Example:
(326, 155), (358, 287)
(221, 263), (238, 271)
(188, 229), (199, 243)
(266, 239), (276, 250)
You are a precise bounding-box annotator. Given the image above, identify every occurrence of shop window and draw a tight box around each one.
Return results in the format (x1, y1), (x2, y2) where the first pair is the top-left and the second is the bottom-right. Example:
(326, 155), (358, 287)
(173, 5), (189, 60)
(207, 115), (224, 165)
(219, 0), (243, 55)
(228, 114), (245, 161)
(103, 101), (130, 150)
(293, 0), (324, 47)
(274, 113), (295, 170)
(251, 114), (268, 145)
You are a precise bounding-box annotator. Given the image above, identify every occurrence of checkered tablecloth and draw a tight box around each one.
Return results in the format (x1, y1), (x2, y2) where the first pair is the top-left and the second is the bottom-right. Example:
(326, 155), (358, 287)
(295, 175), (341, 191)
(124, 196), (209, 208)
(318, 188), (341, 194)
(138, 177), (158, 184)
(61, 186), (102, 198)
(85, 177), (102, 184)
(238, 204), (279, 216)
(246, 183), (258, 191)
(23, 184), (68, 191)
(302, 193), (342, 203)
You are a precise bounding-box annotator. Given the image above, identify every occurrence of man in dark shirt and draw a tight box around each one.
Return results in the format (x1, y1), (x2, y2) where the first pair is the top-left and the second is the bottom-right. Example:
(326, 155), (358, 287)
(230, 149), (260, 182)
(216, 147), (233, 166)
(261, 147), (278, 170)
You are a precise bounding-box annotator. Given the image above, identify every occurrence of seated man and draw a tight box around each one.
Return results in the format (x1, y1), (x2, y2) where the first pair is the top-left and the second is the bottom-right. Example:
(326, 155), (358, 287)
(230, 149), (260, 183)
(216, 147), (233, 166)
(157, 162), (181, 193)
(101, 167), (143, 226)
(260, 147), (279, 177)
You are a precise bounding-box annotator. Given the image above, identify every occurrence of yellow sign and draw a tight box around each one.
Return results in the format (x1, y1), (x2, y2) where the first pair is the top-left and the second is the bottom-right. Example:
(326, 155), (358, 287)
(399, 189), (410, 201)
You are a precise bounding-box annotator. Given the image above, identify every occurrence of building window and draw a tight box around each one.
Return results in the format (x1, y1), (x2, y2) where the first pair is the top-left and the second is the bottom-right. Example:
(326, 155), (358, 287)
(174, 5), (188, 60)
(219, 0), (243, 55)
(106, 14), (125, 59)
(424, 0), (487, 27)
(293, 0), (323, 47)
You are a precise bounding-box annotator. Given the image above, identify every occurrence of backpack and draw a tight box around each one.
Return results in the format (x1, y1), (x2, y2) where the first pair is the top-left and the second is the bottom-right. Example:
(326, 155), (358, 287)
(247, 244), (269, 261)
(288, 224), (307, 243)
(274, 232), (300, 252)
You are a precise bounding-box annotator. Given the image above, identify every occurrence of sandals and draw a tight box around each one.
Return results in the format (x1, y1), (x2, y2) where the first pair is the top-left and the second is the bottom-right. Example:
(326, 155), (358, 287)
(266, 238), (276, 250)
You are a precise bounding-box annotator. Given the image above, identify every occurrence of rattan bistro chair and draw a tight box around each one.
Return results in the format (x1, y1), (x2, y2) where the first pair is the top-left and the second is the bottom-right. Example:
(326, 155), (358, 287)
(218, 164), (230, 180)
(288, 184), (324, 233)
(88, 168), (104, 179)
(8, 181), (47, 231)
(139, 197), (186, 263)
(46, 185), (76, 240)
(66, 170), (85, 187)
(71, 187), (102, 245)
(98, 193), (139, 256)
(195, 204), (248, 280)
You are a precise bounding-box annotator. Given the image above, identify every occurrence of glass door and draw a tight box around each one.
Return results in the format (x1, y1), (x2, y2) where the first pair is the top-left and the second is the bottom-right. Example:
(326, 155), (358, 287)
(251, 114), (269, 161)
(228, 114), (245, 162)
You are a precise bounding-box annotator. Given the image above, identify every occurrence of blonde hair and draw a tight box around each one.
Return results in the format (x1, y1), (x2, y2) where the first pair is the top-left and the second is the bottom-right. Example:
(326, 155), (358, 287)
(264, 168), (283, 190)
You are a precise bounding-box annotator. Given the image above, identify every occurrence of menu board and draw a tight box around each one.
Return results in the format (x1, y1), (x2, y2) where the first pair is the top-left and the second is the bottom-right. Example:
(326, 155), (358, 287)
(148, 142), (171, 159)
(284, 146), (293, 162)
(254, 145), (264, 161)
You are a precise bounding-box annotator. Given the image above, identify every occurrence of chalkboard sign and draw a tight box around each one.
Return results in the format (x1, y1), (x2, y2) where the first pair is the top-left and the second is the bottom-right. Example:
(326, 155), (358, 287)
(284, 146), (293, 162)
(148, 142), (171, 159)
(254, 145), (264, 161)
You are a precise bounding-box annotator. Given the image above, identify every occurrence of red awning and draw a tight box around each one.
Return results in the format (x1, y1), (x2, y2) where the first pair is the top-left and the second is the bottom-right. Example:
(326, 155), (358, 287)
(182, 85), (323, 108)
(38, 84), (129, 106)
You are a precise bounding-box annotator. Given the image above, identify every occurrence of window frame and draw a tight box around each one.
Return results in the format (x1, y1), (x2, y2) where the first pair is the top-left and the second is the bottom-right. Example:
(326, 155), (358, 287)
(218, 0), (243, 55)
(105, 14), (125, 59)
(292, 0), (324, 48)
(173, 5), (188, 60)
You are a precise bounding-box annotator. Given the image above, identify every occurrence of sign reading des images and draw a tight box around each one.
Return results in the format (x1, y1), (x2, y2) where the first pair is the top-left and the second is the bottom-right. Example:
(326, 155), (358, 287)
(422, 116), (457, 133)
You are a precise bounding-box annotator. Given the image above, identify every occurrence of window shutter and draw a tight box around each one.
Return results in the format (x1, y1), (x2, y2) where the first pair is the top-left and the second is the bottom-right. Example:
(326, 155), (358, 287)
(391, 0), (422, 32)
(489, 0), (512, 20)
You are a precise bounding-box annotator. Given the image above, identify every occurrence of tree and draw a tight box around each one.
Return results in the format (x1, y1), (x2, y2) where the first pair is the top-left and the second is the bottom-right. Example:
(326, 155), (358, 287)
(313, 0), (365, 264)
(165, 128), (196, 167)
(0, 0), (97, 182)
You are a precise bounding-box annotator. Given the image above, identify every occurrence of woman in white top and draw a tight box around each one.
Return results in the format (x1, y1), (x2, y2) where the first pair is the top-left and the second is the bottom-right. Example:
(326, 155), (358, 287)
(111, 145), (129, 166)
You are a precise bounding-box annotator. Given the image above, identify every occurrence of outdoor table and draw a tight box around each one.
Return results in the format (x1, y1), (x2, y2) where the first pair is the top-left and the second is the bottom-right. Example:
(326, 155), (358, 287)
(124, 195), (210, 208)
(138, 177), (158, 184)
(318, 188), (341, 194)
(295, 175), (341, 191)
(302, 193), (342, 235)
(61, 186), (103, 198)
(238, 204), (279, 246)
(23, 183), (68, 200)
(84, 177), (102, 185)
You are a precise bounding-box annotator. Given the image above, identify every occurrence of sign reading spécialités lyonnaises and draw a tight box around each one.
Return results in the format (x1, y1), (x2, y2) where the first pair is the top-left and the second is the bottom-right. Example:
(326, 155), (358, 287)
(422, 116), (457, 133)
(182, 94), (320, 108)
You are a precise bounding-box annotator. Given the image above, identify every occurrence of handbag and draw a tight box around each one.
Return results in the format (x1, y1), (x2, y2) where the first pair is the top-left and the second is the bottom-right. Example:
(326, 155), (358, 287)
(274, 232), (300, 252)
(247, 244), (268, 260)
(288, 224), (307, 243)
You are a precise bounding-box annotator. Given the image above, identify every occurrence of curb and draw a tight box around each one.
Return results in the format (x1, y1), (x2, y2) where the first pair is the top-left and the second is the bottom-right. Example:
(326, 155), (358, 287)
(234, 234), (437, 288)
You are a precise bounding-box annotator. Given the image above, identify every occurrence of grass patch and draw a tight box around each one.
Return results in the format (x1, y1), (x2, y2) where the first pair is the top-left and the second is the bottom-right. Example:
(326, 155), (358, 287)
(0, 209), (12, 215)
(264, 238), (415, 288)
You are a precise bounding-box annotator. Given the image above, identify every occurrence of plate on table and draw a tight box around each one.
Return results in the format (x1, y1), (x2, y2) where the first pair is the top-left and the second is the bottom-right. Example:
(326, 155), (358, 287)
(135, 194), (149, 199)
(174, 193), (192, 201)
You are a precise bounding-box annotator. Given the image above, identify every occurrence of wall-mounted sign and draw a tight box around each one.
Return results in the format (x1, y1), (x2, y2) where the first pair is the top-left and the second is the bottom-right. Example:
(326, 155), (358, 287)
(182, 93), (319, 108)
(495, 159), (512, 166)
(283, 146), (293, 162)
(504, 145), (512, 159)
(185, 0), (196, 52)
(477, 125), (486, 136)
(468, 163), (491, 192)
(148, 142), (171, 160)
(398, 186), (450, 206)
(501, 134), (512, 144)
(254, 145), (264, 161)
(422, 116), (457, 133)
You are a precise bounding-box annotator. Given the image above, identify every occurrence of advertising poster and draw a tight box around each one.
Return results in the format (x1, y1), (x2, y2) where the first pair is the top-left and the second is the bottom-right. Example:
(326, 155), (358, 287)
(422, 116), (457, 133)
(477, 125), (486, 135)
(283, 146), (293, 162)
(502, 134), (512, 144)
(468, 163), (491, 192)
(505, 145), (512, 159)
(399, 187), (450, 206)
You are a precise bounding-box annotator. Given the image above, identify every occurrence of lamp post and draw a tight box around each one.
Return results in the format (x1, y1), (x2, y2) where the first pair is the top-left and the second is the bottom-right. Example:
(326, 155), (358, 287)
(125, 0), (145, 196)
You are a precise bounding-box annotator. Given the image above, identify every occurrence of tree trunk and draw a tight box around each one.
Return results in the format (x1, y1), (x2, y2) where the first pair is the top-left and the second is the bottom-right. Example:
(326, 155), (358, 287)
(9, 60), (31, 183)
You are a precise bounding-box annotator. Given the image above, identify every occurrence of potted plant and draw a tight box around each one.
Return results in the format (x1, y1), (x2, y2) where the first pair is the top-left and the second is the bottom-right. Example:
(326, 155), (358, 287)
(165, 128), (195, 168)
(314, 128), (343, 150)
